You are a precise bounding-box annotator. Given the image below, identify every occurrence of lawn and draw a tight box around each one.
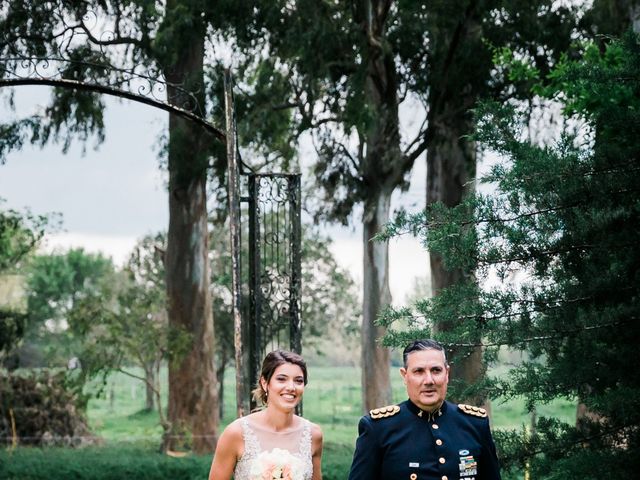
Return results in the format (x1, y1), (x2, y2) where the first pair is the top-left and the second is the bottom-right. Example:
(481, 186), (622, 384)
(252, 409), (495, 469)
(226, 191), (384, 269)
(1, 364), (575, 479)
(85, 364), (576, 473)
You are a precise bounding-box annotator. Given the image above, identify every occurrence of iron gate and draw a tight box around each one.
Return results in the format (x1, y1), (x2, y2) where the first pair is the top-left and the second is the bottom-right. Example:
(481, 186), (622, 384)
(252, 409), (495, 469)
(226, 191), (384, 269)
(243, 173), (302, 410)
(224, 73), (302, 415)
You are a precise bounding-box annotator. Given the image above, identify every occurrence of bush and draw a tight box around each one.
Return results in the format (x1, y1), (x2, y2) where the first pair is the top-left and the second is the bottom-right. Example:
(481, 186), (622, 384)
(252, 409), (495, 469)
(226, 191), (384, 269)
(0, 445), (210, 480)
(0, 442), (354, 480)
(0, 370), (94, 447)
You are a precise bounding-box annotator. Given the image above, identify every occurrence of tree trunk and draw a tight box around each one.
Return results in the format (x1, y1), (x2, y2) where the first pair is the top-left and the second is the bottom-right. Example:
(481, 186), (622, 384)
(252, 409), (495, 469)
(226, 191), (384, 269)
(162, 8), (218, 454)
(216, 353), (228, 421)
(144, 361), (155, 411)
(165, 156), (218, 454)
(427, 110), (486, 405)
(361, 190), (393, 412)
(356, 2), (405, 411)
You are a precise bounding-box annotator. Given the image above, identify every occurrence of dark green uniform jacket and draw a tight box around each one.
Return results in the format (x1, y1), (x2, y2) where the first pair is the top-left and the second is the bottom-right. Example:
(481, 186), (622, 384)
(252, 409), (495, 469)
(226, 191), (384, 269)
(348, 399), (501, 480)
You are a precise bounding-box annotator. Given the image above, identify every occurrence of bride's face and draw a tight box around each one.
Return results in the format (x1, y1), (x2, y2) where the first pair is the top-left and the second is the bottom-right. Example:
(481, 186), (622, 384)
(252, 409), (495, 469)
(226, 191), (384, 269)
(262, 362), (305, 410)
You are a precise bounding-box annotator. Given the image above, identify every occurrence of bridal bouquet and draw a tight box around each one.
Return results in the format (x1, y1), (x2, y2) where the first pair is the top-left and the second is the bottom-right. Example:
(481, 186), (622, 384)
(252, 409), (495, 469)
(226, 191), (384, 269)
(249, 448), (305, 480)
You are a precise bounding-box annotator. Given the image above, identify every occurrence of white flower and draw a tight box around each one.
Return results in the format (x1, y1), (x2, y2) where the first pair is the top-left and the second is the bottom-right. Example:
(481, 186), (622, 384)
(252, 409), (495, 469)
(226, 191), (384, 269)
(249, 448), (305, 480)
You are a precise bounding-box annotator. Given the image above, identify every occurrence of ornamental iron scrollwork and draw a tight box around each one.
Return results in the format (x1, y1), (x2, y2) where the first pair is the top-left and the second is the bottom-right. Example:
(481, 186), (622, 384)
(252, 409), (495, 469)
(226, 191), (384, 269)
(0, 5), (222, 138)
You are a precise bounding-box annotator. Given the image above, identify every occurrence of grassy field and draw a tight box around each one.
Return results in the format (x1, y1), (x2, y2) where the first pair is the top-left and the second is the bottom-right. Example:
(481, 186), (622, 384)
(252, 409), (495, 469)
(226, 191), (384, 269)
(87, 364), (577, 448)
(0, 365), (576, 479)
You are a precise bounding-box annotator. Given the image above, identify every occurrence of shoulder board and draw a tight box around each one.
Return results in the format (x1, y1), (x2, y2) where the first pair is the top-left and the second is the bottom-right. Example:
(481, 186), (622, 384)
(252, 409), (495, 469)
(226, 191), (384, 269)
(369, 404), (400, 420)
(458, 403), (488, 418)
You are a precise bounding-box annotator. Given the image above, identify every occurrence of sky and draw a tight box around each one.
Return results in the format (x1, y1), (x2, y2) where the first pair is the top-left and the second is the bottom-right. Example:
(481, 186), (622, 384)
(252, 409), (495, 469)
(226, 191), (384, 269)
(0, 85), (430, 304)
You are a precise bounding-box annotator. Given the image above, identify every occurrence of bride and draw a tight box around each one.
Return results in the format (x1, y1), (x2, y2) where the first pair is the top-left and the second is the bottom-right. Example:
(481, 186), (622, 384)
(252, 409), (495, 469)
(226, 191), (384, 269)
(208, 350), (324, 480)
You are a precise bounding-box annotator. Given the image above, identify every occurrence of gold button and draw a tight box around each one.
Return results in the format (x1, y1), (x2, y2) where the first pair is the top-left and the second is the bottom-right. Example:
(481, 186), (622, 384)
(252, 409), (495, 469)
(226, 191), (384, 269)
(410, 475), (417, 480)
(439, 457), (446, 464)
(432, 424), (439, 429)
(442, 477), (448, 480)
(436, 439), (443, 446)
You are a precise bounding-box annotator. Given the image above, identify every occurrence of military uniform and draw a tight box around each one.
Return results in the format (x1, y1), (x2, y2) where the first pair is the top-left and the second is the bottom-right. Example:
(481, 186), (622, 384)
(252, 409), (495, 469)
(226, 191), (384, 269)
(348, 399), (501, 480)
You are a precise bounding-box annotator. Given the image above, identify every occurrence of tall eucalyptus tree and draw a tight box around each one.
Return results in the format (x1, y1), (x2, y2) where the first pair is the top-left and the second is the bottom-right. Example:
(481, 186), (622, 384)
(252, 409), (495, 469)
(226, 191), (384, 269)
(0, 0), (250, 453)
(234, 0), (583, 408)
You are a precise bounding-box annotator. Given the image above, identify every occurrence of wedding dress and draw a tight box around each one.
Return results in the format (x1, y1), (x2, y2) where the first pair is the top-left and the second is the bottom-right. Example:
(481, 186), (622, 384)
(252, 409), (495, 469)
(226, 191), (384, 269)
(234, 416), (313, 480)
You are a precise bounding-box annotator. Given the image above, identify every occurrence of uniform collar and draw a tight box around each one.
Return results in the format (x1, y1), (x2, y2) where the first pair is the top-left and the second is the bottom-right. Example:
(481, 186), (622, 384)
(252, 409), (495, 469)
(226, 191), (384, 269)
(405, 399), (448, 421)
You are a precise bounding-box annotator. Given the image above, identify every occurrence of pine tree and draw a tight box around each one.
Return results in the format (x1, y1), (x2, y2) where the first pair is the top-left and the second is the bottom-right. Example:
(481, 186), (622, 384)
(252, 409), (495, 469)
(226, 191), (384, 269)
(379, 33), (640, 477)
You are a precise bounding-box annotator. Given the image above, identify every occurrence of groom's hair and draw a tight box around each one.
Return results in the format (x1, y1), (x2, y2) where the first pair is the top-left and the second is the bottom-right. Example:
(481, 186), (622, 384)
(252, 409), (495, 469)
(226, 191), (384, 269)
(402, 339), (448, 368)
(252, 350), (308, 406)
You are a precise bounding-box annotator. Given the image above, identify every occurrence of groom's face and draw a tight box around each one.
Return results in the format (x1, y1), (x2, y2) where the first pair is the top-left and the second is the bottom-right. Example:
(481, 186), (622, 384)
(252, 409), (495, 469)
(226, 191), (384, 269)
(400, 348), (449, 412)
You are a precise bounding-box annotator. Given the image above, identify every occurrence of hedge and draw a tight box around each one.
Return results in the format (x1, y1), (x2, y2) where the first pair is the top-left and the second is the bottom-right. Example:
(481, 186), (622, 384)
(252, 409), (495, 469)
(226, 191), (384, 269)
(0, 442), (353, 479)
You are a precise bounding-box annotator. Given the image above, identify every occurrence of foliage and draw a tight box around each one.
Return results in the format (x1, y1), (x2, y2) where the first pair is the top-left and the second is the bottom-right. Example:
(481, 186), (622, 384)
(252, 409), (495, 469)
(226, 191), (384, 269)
(378, 33), (640, 477)
(0, 203), (49, 273)
(0, 202), (51, 359)
(229, 1), (585, 221)
(7, 248), (116, 369)
(0, 369), (93, 447)
(209, 220), (360, 379)
(0, 445), (211, 480)
(67, 234), (184, 408)
(299, 229), (360, 351)
(0, 441), (355, 480)
(0, 0), (259, 452)
(0, 0), (253, 180)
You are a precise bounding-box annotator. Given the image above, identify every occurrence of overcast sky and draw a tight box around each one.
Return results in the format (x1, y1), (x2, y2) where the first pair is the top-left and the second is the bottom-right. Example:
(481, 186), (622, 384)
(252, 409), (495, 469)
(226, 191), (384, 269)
(0, 85), (430, 304)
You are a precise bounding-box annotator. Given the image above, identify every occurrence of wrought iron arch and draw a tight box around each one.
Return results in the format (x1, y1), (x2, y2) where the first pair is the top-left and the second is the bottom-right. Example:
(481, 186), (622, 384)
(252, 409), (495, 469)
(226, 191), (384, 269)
(1, 39), (301, 418)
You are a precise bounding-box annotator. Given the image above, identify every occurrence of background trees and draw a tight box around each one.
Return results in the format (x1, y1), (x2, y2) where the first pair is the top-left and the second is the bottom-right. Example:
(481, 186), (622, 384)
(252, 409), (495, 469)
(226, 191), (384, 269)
(0, 0), (253, 452)
(416, 0), (581, 400)
(209, 221), (360, 418)
(380, 32), (640, 478)
(229, 0), (589, 408)
(18, 249), (115, 369)
(3, 3), (637, 466)
(0, 203), (48, 360)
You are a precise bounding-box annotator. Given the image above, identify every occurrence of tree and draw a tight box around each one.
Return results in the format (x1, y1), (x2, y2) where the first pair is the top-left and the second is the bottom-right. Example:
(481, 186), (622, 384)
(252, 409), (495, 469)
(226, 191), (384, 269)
(11, 248), (116, 369)
(0, 1), (256, 453)
(236, 0), (430, 411)
(208, 220), (360, 418)
(121, 233), (168, 412)
(69, 233), (170, 414)
(0, 202), (48, 359)
(65, 234), (185, 437)
(230, 0), (588, 409)
(379, 32), (640, 478)
(414, 0), (585, 400)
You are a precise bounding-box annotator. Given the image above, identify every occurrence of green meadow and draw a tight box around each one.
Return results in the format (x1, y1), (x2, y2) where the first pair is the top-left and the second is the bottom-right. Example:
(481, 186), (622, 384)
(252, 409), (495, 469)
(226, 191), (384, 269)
(79, 364), (576, 478)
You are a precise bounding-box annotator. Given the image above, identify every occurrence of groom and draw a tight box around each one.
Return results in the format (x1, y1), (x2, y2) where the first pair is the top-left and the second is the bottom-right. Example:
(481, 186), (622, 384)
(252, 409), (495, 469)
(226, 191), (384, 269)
(348, 339), (501, 480)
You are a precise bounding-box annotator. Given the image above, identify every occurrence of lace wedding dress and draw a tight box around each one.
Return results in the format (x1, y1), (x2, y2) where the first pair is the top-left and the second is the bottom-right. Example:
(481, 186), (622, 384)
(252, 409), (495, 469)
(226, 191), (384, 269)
(234, 416), (313, 480)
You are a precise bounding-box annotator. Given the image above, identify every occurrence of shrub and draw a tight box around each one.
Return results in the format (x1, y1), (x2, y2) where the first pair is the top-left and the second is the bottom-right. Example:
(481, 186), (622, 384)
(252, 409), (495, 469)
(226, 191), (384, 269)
(0, 445), (209, 480)
(0, 370), (94, 447)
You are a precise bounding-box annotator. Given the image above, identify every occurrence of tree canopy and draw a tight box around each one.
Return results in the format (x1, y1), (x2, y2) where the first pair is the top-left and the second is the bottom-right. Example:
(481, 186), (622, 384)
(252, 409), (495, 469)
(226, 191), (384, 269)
(0, 202), (49, 358)
(379, 32), (640, 477)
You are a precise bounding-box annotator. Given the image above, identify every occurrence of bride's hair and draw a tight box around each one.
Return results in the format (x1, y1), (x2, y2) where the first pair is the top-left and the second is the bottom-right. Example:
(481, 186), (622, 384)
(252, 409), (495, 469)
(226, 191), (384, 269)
(251, 350), (308, 406)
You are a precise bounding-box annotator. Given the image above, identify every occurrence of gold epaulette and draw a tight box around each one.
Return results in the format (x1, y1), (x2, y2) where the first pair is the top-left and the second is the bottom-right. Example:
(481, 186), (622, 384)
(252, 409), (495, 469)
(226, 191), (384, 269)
(458, 403), (488, 418)
(370, 404), (400, 419)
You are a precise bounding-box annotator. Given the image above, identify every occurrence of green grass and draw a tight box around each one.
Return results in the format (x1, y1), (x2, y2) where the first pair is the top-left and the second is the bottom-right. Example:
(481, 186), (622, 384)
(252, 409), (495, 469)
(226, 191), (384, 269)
(86, 364), (576, 445)
(3, 365), (575, 479)
(0, 445), (211, 480)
